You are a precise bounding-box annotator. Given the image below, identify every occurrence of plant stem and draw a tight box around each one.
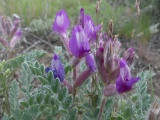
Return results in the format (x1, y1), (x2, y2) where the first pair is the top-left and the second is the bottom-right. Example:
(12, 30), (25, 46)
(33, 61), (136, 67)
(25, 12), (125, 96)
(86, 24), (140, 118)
(73, 67), (76, 81)
(98, 97), (106, 120)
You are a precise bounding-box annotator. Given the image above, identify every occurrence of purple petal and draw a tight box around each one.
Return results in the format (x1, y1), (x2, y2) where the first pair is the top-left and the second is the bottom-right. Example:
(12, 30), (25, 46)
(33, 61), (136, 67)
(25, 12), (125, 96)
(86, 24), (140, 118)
(84, 15), (95, 41)
(119, 59), (131, 81)
(85, 53), (96, 72)
(9, 29), (22, 48)
(51, 54), (65, 82)
(52, 10), (70, 36)
(126, 77), (140, 88)
(45, 68), (51, 73)
(69, 25), (90, 58)
(116, 75), (132, 93)
(95, 24), (101, 32)
(116, 59), (140, 93)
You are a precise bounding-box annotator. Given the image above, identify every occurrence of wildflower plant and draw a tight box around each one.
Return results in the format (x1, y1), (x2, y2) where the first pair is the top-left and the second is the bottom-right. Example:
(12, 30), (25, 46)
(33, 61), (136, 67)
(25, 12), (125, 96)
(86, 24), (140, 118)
(0, 8), (154, 120)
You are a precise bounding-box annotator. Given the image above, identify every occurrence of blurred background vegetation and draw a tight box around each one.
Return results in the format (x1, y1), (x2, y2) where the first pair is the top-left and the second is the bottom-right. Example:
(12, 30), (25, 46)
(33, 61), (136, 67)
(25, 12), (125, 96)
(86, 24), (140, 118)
(0, 0), (159, 42)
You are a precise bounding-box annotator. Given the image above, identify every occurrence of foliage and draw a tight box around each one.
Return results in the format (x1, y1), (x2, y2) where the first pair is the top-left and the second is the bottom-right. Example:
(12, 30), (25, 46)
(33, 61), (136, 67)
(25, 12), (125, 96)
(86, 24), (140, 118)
(1, 59), (154, 120)
(0, 1), (157, 120)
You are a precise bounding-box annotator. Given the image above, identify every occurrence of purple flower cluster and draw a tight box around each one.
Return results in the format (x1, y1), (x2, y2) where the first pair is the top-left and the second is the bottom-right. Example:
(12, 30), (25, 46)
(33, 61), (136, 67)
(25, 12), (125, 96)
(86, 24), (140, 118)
(95, 34), (140, 95)
(49, 8), (140, 95)
(0, 14), (22, 48)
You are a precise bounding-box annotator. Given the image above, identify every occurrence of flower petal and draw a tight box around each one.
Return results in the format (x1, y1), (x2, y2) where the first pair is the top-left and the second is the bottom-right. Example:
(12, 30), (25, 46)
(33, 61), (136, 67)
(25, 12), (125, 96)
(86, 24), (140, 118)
(85, 53), (96, 72)
(84, 15), (95, 41)
(116, 75), (132, 93)
(69, 25), (90, 58)
(52, 10), (70, 36)
(51, 54), (65, 82)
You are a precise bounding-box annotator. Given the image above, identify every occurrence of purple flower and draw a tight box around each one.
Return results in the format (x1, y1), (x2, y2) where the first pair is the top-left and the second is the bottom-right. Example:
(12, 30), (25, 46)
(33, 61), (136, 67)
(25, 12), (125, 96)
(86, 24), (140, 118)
(85, 53), (96, 72)
(46, 54), (65, 82)
(52, 10), (70, 36)
(69, 25), (90, 58)
(78, 8), (100, 42)
(116, 59), (140, 93)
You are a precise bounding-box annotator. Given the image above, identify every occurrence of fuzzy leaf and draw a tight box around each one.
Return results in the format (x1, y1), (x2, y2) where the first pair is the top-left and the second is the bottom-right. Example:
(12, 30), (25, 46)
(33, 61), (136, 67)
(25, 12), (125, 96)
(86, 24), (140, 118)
(51, 79), (61, 93)
(20, 101), (29, 108)
(63, 94), (73, 109)
(58, 87), (68, 102)
(38, 76), (48, 85)
(67, 107), (78, 120)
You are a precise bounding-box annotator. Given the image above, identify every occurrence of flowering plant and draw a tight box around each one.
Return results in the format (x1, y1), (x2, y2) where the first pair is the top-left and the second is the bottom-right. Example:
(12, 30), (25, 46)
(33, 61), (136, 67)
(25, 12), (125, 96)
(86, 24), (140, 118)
(0, 8), (153, 120)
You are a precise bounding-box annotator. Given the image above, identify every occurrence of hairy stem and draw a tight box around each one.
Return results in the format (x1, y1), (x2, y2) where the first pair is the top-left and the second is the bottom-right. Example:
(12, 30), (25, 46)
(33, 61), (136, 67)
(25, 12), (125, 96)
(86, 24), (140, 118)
(98, 97), (106, 120)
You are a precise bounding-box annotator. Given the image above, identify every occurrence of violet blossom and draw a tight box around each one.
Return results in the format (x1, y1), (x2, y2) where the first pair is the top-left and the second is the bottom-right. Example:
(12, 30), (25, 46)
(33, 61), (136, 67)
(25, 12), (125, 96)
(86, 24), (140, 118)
(46, 54), (65, 82)
(78, 8), (101, 42)
(46, 54), (73, 92)
(52, 10), (70, 37)
(69, 25), (90, 58)
(116, 59), (140, 93)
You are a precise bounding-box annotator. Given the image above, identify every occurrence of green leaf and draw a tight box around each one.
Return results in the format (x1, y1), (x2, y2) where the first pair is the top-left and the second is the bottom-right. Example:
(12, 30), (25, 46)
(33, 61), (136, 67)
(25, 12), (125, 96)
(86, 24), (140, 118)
(20, 101), (29, 108)
(63, 95), (73, 109)
(29, 96), (35, 105)
(50, 97), (55, 106)
(58, 87), (68, 102)
(9, 60), (18, 68)
(40, 64), (45, 75)
(44, 94), (51, 104)
(29, 66), (36, 75)
(38, 76), (48, 85)
(0, 73), (5, 81)
(34, 61), (40, 68)
(9, 80), (19, 112)
(65, 64), (72, 75)
(36, 93), (44, 104)
(34, 67), (42, 76)
(51, 79), (61, 93)
(67, 107), (78, 120)
(46, 71), (54, 83)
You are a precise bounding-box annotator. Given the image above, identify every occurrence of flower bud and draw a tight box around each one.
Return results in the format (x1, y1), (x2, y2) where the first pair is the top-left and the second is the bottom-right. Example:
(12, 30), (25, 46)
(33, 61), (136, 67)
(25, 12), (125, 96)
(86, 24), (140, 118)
(95, 47), (109, 84)
(122, 47), (135, 66)
(74, 69), (92, 88)
(103, 84), (117, 97)
(85, 53), (96, 73)
(10, 29), (22, 48)
(0, 37), (8, 47)
(62, 80), (73, 93)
